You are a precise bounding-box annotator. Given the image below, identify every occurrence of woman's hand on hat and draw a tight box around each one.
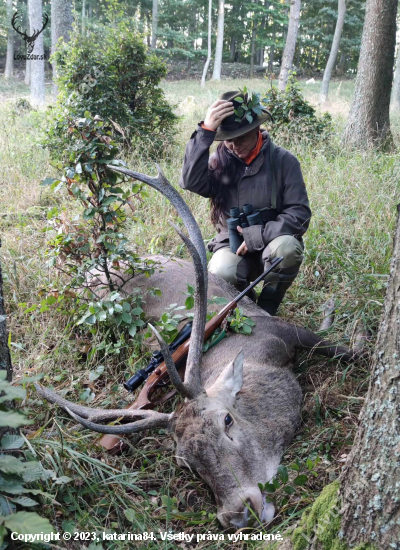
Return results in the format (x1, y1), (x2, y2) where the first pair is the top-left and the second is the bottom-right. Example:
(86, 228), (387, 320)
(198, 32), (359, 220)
(236, 226), (248, 256)
(204, 100), (234, 131)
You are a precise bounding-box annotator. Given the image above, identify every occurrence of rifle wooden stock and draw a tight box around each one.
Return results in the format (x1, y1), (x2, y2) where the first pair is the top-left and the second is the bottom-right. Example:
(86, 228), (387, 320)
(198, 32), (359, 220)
(99, 300), (237, 452)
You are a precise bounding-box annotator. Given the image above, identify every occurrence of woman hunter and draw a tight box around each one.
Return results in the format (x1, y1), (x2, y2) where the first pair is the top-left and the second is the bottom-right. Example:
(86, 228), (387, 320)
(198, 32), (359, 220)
(179, 90), (311, 316)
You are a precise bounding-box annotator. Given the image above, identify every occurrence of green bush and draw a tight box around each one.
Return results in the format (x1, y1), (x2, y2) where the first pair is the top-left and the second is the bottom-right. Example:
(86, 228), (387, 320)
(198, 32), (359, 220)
(35, 114), (157, 358)
(45, 21), (177, 159)
(262, 74), (333, 146)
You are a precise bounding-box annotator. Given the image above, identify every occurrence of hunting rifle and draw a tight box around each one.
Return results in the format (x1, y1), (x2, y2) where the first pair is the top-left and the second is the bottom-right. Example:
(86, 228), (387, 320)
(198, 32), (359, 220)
(100, 256), (284, 453)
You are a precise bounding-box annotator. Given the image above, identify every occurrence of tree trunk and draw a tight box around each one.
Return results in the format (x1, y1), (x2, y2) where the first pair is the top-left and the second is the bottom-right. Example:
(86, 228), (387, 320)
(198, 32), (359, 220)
(82, 0), (85, 33)
(25, 59), (31, 86)
(339, 205), (400, 548)
(145, 11), (151, 48)
(249, 0), (258, 78)
(337, 50), (346, 75)
(29, 0), (46, 108)
(0, 243), (12, 383)
(268, 44), (275, 72)
(212, 0), (225, 80)
(201, 0), (212, 87)
(4, 0), (14, 79)
(278, 0), (301, 91)
(230, 36), (236, 62)
(392, 47), (400, 110)
(151, 0), (158, 49)
(51, 0), (73, 99)
(320, 0), (346, 103)
(0, 243), (12, 444)
(256, 1), (267, 67)
(25, 0), (31, 86)
(343, 0), (397, 149)
(314, 43), (320, 71)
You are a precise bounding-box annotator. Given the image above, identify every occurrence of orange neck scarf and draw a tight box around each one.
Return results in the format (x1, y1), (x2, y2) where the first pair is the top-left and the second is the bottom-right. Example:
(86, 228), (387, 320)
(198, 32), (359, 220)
(244, 131), (263, 164)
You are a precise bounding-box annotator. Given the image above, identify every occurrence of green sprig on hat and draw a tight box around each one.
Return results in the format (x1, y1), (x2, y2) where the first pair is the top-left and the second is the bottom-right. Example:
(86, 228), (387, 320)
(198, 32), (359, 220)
(233, 86), (266, 125)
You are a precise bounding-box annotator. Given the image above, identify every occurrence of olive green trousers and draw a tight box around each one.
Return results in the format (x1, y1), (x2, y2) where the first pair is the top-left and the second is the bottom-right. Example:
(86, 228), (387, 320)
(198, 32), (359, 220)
(208, 235), (304, 315)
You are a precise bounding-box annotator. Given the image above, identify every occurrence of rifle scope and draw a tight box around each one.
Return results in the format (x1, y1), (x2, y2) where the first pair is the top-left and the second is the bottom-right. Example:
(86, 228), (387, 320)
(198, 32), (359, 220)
(124, 321), (193, 392)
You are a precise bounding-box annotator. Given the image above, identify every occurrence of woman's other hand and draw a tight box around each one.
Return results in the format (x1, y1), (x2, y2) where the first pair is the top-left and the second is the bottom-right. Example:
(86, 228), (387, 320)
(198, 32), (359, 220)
(236, 226), (248, 256)
(203, 100), (234, 131)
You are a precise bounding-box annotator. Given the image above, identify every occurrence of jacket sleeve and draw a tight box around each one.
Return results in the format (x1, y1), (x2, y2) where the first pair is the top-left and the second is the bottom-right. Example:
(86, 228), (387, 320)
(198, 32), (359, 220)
(179, 123), (217, 198)
(261, 153), (312, 246)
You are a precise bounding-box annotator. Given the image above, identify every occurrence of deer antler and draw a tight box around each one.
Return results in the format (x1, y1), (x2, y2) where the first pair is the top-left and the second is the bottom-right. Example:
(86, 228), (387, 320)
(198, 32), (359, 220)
(35, 384), (171, 434)
(35, 163), (207, 434)
(107, 164), (207, 399)
(11, 11), (28, 39)
(11, 11), (49, 43)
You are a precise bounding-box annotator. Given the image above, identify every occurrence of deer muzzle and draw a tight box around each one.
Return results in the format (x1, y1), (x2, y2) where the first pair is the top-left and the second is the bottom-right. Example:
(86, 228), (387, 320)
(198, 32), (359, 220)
(217, 489), (275, 528)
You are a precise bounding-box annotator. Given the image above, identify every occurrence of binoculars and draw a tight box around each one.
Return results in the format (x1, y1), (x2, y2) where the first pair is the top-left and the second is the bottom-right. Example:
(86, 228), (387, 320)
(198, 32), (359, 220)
(227, 204), (262, 253)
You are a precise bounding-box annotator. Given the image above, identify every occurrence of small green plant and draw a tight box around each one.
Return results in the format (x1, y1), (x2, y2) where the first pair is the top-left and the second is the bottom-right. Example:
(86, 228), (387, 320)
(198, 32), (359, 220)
(153, 303), (188, 343)
(258, 455), (321, 514)
(262, 73), (332, 145)
(228, 307), (256, 335)
(0, 372), (54, 543)
(233, 86), (266, 125)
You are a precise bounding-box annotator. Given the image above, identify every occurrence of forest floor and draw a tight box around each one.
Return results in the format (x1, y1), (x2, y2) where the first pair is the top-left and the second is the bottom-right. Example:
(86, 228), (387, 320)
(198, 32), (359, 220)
(1, 75), (400, 549)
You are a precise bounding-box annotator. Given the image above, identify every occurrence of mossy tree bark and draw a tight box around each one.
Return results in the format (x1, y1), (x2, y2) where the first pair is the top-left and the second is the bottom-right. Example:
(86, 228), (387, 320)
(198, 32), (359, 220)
(0, 241), (12, 382)
(339, 206), (400, 548)
(343, 0), (398, 149)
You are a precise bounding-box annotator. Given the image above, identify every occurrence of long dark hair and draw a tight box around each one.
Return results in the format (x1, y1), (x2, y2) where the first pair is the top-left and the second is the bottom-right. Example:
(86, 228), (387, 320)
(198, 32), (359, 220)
(209, 142), (238, 226)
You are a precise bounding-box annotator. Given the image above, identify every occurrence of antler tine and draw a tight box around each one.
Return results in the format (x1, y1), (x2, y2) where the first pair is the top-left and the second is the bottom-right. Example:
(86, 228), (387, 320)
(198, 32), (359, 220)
(107, 164), (208, 399)
(11, 12), (27, 38)
(147, 324), (195, 399)
(106, 164), (207, 275)
(169, 221), (206, 396)
(35, 384), (171, 433)
(34, 13), (49, 38)
(65, 408), (170, 435)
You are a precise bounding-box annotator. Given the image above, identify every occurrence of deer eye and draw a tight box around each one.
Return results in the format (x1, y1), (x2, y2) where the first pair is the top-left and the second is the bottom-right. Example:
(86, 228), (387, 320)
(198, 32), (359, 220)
(224, 413), (233, 428)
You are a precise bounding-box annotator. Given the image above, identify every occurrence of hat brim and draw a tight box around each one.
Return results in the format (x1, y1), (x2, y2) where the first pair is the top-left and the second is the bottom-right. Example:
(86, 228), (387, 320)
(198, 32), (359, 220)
(214, 111), (272, 141)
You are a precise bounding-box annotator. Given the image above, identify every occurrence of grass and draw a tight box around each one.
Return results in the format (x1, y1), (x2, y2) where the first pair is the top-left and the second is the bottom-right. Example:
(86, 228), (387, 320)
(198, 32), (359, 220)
(1, 73), (400, 549)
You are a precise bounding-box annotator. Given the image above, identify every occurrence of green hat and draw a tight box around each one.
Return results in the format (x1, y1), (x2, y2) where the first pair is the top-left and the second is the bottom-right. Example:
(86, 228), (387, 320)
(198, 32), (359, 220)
(214, 90), (273, 141)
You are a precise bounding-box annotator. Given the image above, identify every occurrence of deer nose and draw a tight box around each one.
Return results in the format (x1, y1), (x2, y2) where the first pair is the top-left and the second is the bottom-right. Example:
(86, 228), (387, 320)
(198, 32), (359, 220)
(225, 495), (263, 529)
(224, 494), (276, 529)
(260, 494), (275, 523)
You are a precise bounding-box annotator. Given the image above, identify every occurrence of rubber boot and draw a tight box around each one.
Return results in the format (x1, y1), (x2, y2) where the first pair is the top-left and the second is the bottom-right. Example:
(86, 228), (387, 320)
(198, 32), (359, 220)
(257, 285), (286, 316)
(257, 271), (298, 316)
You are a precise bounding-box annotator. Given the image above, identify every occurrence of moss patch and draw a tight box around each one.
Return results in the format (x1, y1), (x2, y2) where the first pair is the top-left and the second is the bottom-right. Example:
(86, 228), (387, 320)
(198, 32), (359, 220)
(290, 482), (377, 550)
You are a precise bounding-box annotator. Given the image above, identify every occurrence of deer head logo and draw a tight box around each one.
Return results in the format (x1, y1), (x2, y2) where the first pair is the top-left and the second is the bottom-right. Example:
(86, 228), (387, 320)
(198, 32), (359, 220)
(12, 10), (49, 55)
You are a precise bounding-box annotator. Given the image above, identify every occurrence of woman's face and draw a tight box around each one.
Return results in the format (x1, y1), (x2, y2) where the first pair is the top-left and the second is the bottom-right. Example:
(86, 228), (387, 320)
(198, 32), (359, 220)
(224, 127), (259, 160)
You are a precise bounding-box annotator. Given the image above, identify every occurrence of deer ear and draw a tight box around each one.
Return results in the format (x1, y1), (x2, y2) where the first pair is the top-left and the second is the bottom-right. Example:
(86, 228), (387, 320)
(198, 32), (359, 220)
(207, 349), (244, 402)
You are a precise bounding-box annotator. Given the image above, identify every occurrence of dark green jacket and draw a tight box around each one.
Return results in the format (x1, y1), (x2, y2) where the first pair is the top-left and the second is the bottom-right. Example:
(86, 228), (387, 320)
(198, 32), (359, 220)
(179, 124), (312, 254)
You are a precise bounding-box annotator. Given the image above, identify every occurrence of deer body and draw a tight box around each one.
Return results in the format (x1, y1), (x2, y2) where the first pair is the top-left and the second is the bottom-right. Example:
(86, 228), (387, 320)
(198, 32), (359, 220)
(37, 167), (359, 529)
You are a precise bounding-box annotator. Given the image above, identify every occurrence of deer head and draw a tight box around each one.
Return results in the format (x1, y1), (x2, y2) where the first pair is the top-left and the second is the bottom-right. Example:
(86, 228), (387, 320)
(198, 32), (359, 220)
(12, 11), (49, 54)
(36, 165), (276, 529)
